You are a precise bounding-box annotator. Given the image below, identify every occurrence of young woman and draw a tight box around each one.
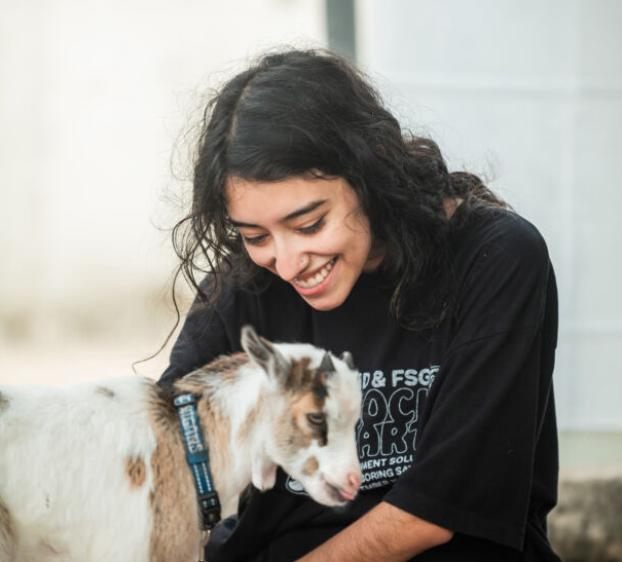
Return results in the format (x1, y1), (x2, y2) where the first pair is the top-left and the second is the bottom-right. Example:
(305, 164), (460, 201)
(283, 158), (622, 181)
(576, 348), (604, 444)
(160, 50), (561, 562)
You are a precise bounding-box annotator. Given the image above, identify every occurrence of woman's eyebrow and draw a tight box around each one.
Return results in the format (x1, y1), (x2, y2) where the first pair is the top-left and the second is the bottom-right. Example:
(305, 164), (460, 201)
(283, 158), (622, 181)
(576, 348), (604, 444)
(229, 199), (327, 228)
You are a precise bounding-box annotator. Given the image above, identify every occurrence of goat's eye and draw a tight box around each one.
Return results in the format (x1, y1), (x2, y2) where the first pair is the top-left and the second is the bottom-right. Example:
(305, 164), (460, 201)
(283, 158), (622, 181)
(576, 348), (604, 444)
(306, 412), (326, 426)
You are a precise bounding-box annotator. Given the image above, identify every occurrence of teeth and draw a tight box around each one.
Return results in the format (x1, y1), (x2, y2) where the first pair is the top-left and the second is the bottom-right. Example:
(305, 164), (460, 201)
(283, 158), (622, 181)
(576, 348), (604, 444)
(295, 259), (335, 289)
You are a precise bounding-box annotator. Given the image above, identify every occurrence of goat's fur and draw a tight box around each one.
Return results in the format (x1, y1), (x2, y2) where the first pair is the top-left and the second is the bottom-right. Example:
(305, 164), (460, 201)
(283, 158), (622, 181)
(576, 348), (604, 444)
(0, 327), (362, 562)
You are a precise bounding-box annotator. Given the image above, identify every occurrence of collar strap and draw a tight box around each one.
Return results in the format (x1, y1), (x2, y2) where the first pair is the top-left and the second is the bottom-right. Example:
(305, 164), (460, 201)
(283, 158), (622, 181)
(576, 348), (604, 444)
(173, 393), (221, 530)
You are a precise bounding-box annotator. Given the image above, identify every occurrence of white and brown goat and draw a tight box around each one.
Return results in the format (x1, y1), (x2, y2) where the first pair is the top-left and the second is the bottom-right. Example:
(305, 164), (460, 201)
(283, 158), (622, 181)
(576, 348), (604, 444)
(0, 326), (362, 562)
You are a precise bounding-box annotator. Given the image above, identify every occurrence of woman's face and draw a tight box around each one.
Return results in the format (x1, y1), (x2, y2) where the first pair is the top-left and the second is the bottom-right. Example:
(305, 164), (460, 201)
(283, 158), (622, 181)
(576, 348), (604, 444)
(226, 175), (382, 311)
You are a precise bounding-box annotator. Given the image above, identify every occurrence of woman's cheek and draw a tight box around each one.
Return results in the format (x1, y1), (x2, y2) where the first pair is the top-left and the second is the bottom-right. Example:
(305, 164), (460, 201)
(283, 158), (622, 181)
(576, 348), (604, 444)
(317, 225), (344, 250)
(245, 245), (271, 268)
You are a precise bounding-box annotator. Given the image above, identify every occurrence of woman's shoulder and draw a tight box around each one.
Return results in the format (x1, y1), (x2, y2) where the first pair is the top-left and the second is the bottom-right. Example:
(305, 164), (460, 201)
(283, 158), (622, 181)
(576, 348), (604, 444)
(453, 203), (550, 268)
(446, 204), (556, 339)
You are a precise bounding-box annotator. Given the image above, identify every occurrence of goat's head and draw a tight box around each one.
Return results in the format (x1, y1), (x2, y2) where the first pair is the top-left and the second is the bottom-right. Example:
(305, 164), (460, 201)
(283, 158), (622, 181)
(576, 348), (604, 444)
(241, 326), (362, 507)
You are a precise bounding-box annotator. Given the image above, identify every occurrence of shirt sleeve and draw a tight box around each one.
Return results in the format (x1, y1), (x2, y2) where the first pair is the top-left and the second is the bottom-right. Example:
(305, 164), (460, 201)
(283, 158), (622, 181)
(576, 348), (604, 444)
(383, 216), (557, 550)
(159, 276), (234, 386)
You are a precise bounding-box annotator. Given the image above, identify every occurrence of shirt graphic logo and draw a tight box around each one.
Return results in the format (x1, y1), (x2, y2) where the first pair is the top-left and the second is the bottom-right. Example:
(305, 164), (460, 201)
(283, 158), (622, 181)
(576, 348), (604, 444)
(357, 365), (439, 490)
(285, 476), (307, 495)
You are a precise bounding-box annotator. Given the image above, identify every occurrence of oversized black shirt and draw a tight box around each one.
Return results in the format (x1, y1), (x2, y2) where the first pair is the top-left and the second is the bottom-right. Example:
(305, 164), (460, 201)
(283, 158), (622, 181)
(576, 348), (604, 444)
(160, 205), (561, 562)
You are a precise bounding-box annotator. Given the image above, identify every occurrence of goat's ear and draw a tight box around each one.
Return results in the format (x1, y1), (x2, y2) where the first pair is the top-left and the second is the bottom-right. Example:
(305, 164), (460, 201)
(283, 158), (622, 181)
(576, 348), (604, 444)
(241, 325), (289, 379)
(319, 352), (336, 375)
(340, 351), (355, 370)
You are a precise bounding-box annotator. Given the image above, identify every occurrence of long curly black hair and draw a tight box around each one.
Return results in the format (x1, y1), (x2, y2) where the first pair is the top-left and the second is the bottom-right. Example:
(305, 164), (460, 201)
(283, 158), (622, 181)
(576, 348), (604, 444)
(172, 49), (505, 330)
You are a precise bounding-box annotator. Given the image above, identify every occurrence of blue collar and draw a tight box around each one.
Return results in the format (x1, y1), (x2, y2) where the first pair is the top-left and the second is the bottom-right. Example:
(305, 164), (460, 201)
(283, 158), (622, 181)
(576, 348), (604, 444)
(173, 393), (221, 530)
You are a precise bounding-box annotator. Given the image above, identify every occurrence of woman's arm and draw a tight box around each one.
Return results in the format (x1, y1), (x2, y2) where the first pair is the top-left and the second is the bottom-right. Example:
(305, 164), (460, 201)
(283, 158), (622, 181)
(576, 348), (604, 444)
(296, 502), (453, 562)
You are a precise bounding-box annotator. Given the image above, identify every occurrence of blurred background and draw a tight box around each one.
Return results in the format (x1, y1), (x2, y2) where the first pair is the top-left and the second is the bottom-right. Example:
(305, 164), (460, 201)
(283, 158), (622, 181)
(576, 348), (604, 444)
(1, 0), (621, 557)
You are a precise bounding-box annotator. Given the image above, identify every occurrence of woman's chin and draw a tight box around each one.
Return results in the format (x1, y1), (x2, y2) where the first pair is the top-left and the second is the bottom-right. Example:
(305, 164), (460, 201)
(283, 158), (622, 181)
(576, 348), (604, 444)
(301, 295), (342, 312)
(299, 285), (351, 311)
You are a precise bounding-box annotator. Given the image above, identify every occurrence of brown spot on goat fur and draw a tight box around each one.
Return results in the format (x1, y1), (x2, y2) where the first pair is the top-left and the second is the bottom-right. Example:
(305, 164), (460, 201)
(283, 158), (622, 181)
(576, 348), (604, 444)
(287, 357), (314, 390)
(237, 356), (329, 450)
(288, 358), (330, 408)
(302, 456), (319, 476)
(279, 390), (328, 451)
(202, 352), (249, 382)
(195, 398), (232, 491)
(237, 391), (266, 445)
(147, 385), (201, 562)
(173, 380), (233, 492)
(147, 378), (234, 562)
(125, 456), (146, 488)
(95, 386), (115, 399)
(273, 358), (331, 452)
(0, 496), (15, 559)
(172, 352), (250, 398)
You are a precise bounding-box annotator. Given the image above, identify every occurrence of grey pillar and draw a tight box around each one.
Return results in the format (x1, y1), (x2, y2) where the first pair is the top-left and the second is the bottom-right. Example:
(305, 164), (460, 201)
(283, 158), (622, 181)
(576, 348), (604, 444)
(325, 0), (357, 62)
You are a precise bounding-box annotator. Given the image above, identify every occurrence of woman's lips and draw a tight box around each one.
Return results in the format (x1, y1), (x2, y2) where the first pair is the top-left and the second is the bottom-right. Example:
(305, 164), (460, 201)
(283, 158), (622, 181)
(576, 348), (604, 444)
(292, 257), (337, 296)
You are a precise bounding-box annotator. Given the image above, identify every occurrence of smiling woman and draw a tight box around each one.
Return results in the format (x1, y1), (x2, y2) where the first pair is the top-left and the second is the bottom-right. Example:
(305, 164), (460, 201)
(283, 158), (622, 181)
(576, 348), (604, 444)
(160, 49), (561, 562)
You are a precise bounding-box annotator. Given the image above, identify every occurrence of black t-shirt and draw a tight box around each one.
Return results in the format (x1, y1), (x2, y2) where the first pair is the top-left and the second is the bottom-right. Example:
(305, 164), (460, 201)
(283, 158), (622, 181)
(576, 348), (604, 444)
(160, 205), (561, 562)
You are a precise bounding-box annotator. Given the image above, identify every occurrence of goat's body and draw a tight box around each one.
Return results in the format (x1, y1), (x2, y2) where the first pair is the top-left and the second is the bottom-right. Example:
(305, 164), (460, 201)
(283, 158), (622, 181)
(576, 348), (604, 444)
(0, 334), (362, 562)
(0, 371), (262, 562)
(0, 377), (163, 562)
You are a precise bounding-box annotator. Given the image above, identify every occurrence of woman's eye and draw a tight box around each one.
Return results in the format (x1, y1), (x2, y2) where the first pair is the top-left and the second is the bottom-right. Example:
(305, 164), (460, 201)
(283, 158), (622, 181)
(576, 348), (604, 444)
(297, 216), (325, 235)
(242, 234), (268, 246)
(306, 412), (326, 426)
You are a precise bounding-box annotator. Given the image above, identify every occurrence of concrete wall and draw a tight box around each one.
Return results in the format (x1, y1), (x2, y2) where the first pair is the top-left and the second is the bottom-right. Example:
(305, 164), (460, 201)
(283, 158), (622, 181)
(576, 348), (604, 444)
(0, 0), (326, 380)
(356, 0), (622, 432)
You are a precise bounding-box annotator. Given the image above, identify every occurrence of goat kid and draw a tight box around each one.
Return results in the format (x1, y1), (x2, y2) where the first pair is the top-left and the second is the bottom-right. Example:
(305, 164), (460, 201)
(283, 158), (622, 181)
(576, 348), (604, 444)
(0, 326), (362, 562)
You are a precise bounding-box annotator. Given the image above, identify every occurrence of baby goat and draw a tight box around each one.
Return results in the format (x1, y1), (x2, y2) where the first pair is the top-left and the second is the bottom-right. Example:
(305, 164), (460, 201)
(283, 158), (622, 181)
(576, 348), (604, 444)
(0, 326), (362, 562)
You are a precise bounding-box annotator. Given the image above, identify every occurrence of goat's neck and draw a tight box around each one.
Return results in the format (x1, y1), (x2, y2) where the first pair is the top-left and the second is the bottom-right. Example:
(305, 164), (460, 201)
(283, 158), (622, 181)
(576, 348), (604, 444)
(173, 362), (276, 516)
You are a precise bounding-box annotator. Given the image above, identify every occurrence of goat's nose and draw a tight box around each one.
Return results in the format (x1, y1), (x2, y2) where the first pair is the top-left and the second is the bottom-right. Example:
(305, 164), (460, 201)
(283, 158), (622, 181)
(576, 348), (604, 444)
(337, 471), (362, 502)
(348, 471), (361, 493)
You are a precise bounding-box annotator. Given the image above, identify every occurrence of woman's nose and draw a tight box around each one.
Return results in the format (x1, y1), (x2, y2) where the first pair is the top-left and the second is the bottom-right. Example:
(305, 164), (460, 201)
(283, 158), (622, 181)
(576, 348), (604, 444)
(273, 241), (308, 282)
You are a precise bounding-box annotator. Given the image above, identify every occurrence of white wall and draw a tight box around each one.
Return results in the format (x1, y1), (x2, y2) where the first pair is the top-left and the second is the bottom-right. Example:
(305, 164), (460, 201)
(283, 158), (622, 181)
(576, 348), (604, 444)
(0, 0), (326, 383)
(356, 0), (622, 430)
(0, 0), (326, 343)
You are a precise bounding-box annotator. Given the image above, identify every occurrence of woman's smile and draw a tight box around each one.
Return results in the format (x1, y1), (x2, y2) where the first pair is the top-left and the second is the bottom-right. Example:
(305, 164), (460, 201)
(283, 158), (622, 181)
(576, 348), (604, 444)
(293, 257), (337, 295)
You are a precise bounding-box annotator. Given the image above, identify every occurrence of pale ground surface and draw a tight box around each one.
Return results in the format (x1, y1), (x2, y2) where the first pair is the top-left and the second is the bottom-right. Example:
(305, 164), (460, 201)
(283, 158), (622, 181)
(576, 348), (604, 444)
(558, 431), (622, 479)
(0, 286), (187, 386)
(0, 336), (170, 386)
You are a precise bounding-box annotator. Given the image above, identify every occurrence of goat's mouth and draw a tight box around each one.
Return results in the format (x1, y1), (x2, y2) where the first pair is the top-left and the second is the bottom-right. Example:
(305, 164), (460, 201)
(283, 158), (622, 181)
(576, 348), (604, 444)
(321, 475), (355, 504)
